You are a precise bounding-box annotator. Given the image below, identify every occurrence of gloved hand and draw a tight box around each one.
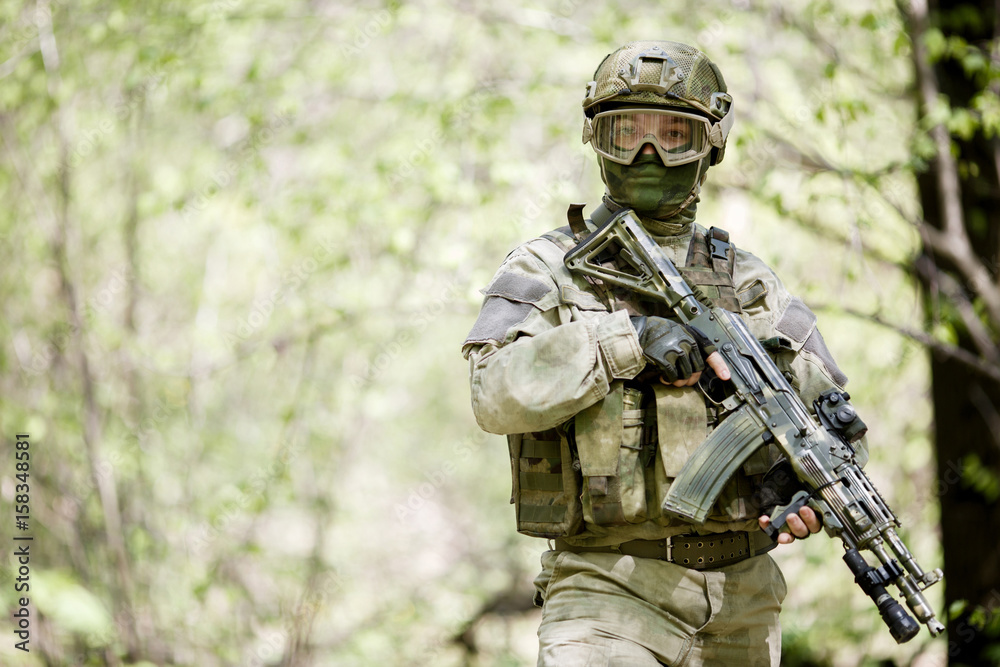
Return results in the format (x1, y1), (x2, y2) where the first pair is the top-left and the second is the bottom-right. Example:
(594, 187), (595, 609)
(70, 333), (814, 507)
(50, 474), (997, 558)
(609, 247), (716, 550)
(630, 315), (709, 384)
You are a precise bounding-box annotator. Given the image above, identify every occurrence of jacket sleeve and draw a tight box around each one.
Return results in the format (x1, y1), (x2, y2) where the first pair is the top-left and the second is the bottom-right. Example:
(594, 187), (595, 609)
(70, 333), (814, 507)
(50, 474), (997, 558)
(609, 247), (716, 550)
(462, 241), (645, 435)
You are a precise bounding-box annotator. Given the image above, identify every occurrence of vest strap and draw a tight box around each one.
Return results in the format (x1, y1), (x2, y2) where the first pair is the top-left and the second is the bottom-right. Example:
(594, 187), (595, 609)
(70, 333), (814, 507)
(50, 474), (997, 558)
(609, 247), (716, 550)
(567, 203), (589, 239)
(684, 225), (741, 313)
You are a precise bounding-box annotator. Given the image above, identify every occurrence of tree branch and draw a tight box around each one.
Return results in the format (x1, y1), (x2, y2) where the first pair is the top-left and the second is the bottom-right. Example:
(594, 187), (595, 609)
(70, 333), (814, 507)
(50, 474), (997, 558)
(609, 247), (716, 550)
(914, 255), (1000, 364)
(0, 36), (38, 80)
(814, 302), (1000, 383)
(35, 1), (139, 659)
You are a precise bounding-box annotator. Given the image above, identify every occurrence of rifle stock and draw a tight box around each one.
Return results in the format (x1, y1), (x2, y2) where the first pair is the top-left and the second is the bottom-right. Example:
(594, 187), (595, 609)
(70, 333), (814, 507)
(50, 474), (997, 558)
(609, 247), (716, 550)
(564, 208), (945, 642)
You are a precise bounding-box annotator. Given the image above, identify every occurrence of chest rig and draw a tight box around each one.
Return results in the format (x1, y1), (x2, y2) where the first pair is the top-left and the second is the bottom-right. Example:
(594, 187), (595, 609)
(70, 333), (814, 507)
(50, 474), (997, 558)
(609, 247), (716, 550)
(509, 203), (762, 539)
(542, 201), (742, 315)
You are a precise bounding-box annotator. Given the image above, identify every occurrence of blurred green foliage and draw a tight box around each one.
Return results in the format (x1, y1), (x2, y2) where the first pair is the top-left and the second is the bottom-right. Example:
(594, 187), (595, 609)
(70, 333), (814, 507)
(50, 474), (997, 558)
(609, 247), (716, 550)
(0, 0), (969, 665)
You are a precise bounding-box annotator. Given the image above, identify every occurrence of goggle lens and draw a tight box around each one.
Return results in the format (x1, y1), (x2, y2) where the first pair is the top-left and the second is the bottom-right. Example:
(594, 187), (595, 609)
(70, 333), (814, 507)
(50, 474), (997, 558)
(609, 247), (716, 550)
(591, 110), (711, 166)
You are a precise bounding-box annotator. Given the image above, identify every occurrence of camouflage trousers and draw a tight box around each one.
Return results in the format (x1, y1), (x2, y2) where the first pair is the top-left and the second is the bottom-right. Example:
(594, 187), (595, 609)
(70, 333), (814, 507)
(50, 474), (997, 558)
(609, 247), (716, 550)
(533, 549), (786, 666)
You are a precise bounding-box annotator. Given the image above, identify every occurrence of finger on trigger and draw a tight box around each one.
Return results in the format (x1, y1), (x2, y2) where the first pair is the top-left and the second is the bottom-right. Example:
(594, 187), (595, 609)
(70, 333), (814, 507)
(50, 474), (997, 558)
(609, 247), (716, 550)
(706, 351), (731, 381)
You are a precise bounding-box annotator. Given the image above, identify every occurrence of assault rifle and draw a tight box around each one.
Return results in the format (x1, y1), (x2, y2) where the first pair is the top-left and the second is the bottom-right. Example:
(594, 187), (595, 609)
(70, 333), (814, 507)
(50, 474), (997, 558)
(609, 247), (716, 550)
(564, 208), (944, 642)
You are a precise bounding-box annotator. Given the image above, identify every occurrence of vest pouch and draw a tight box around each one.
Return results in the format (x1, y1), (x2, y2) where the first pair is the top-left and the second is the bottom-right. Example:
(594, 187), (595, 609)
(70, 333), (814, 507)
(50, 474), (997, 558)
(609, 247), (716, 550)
(509, 429), (583, 538)
(652, 384), (709, 526)
(576, 383), (649, 525)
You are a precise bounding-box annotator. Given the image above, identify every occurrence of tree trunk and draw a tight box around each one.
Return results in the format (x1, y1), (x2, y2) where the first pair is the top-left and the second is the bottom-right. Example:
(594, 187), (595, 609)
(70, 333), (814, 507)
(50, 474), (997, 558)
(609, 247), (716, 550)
(910, 1), (1000, 663)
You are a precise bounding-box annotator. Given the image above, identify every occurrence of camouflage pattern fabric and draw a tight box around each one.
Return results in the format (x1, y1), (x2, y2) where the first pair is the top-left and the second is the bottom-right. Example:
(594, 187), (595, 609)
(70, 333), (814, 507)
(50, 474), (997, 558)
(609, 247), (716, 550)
(533, 549), (785, 666)
(582, 41), (734, 167)
(600, 154), (708, 221)
(583, 41), (729, 120)
(463, 211), (860, 665)
(463, 217), (853, 463)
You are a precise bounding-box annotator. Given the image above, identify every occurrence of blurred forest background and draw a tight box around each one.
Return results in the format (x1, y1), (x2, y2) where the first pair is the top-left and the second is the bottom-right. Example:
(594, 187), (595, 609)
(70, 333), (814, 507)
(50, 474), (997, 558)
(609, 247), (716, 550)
(1, 0), (999, 665)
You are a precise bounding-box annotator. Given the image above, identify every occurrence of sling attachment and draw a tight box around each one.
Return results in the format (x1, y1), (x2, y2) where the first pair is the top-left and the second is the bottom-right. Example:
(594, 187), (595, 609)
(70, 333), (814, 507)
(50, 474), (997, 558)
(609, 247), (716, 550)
(566, 201), (615, 241)
(555, 201), (617, 312)
(567, 203), (589, 240)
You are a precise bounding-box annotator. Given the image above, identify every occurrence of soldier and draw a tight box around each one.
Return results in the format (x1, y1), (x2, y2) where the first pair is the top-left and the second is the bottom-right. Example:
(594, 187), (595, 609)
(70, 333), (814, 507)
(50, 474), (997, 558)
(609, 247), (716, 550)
(462, 40), (859, 666)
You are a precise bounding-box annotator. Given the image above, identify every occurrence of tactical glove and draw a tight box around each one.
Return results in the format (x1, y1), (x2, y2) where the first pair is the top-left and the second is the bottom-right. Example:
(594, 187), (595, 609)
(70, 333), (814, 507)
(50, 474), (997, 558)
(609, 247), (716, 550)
(630, 315), (708, 383)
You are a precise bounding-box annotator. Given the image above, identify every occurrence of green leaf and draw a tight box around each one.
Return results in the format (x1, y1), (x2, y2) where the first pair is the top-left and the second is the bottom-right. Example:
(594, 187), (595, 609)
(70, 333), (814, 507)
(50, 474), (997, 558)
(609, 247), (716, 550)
(859, 12), (878, 31)
(947, 107), (979, 140)
(32, 571), (113, 640)
(923, 27), (948, 62)
(962, 50), (988, 75)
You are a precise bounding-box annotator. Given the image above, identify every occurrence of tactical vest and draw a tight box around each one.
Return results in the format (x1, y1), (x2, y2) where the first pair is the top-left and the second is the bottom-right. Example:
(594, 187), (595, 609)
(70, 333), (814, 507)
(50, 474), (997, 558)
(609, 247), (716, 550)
(541, 202), (743, 322)
(508, 203), (775, 539)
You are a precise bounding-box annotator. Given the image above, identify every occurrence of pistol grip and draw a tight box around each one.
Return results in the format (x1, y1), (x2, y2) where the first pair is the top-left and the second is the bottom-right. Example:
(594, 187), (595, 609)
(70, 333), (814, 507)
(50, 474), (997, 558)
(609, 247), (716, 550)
(764, 490), (811, 540)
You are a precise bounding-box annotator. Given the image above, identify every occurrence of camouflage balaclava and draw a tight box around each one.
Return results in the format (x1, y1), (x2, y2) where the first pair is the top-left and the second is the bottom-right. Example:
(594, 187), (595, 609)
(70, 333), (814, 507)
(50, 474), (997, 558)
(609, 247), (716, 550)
(599, 152), (707, 223)
(582, 41), (734, 230)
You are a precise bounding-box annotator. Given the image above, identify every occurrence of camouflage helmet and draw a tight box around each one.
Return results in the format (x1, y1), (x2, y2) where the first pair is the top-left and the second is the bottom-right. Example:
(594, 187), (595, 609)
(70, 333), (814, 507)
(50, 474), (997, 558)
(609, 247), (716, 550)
(582, 40), (734, 165)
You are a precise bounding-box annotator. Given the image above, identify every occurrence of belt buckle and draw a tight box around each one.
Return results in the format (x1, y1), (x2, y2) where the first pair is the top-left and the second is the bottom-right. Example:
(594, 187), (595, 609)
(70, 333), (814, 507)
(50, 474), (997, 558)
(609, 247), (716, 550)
(665, 536), (673, 562)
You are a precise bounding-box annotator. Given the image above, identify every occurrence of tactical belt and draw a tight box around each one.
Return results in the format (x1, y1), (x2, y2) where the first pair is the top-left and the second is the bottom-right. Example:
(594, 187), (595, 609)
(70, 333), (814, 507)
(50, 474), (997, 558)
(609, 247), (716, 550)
(553, 530), (777, 571)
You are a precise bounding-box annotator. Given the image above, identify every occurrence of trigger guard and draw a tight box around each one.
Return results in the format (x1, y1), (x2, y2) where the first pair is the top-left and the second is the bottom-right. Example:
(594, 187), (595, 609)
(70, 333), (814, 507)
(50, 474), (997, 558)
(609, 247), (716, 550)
(698, 367), (733, 407)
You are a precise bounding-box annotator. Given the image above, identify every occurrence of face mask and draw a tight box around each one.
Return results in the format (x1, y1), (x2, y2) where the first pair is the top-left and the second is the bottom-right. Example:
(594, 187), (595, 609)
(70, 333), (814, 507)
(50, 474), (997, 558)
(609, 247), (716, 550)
(600, 154), (705, 220)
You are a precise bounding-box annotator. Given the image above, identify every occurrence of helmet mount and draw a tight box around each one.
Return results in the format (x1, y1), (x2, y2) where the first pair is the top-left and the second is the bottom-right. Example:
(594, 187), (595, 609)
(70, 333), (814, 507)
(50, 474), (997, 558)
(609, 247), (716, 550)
(617, 47), (684, 96)
(582, 40), (734, 167)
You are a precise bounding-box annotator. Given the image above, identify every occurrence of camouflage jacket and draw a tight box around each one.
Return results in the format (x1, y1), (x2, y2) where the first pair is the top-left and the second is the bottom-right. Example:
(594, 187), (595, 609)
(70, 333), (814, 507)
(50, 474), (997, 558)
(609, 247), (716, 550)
(462, 208), (858, 546)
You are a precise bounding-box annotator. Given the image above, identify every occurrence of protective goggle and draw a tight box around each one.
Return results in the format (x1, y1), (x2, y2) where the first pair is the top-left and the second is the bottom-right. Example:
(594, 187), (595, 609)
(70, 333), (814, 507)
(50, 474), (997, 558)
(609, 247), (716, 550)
(584, 108), (716, 166)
